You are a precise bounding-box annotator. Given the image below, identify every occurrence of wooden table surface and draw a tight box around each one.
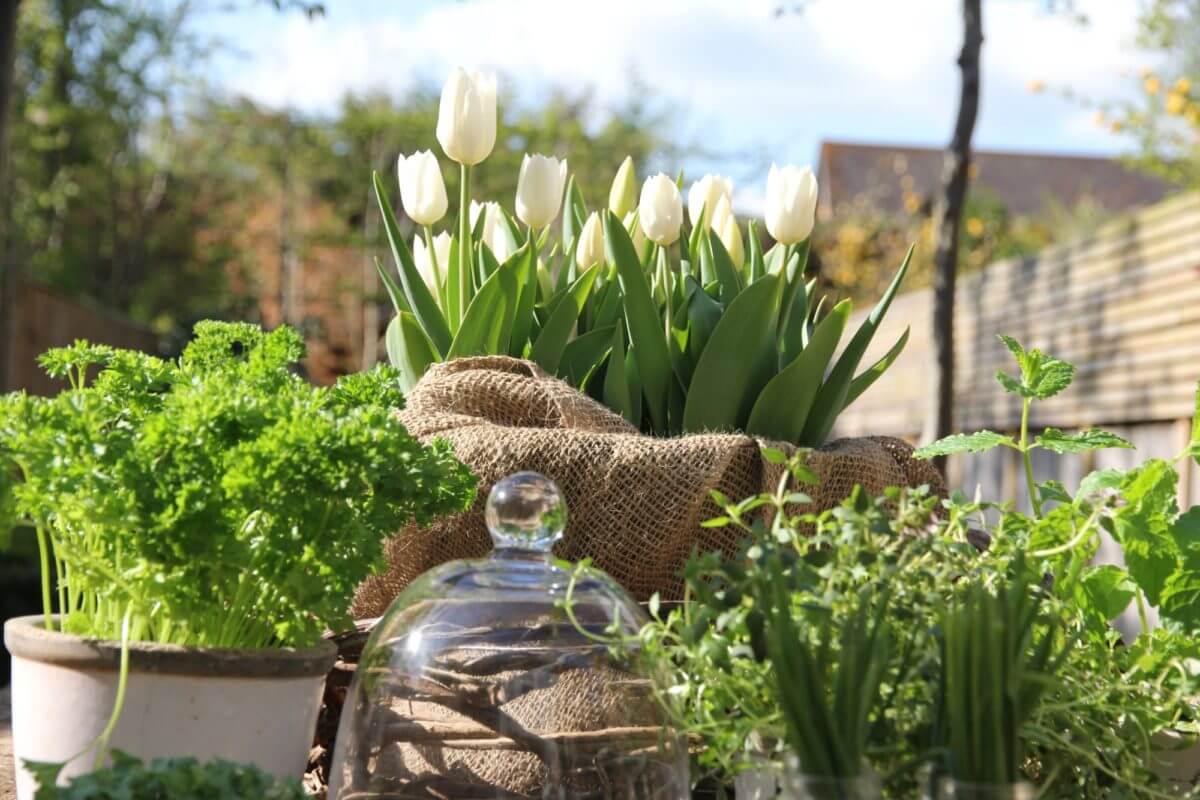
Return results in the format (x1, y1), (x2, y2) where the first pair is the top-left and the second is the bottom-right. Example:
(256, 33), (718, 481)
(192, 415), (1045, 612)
(1, 686), (13, 800)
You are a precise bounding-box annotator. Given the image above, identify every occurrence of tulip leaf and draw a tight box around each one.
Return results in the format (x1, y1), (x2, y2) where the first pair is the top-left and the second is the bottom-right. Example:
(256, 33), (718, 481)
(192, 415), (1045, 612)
(531, 265), (600, 374)
(508, 243), (540, 357)
(375, 257), (409, 316)
(448, 245), (525, 359)
(591, 276), (624, 331)
(559, 325), (615, 386)
(684, 276), (723, 374)
(801, 245), (913, 445)
(373, 172), (452, 356)
(477, 240), (499, 285)
(747, 219), (765, 283)
(385, 312), (439, 394)
(625, 345), (643, 427)
(747, 299), (851, 442)
(842, 326), (911, 410)
(705, 231), (742, 304)
(604, 327), (639, 426)
(562, 176), (587, 250)
(683, 272), (785, 433)
(778, 275), (813, 370)
(764, 243), (786, 275)
(605, 210), (674, 433)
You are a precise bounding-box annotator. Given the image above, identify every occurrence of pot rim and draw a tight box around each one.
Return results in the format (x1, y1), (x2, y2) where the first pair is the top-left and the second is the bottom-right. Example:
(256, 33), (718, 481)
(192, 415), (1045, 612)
(4, 615), (336, 678)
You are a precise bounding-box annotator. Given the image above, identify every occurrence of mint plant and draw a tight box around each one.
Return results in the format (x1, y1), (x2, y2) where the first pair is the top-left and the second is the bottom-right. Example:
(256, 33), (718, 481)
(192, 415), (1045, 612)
(0, 322), (476, 649)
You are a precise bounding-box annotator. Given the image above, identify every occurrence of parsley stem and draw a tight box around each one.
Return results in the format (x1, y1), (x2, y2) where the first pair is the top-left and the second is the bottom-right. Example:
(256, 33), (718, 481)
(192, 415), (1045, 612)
(92, 607), (132, 768)
(35, 525), (53, 630)
(1020, 397), (1043, 518)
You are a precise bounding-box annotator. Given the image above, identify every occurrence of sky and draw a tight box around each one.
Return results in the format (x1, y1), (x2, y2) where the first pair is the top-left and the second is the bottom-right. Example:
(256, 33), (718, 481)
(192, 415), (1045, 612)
(196, 0), (1150, 212)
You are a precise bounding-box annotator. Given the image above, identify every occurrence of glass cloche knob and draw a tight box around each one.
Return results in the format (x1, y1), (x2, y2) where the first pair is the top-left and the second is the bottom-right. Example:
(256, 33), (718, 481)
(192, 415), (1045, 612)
(485, 471), (566, 553)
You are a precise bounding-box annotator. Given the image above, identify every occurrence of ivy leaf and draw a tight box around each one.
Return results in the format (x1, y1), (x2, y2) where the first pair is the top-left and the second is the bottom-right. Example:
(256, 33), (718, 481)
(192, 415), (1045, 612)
(1079, 564), (1137, 621)
(1035, 428), (1134, 454)
(914, 430), (1017, 459)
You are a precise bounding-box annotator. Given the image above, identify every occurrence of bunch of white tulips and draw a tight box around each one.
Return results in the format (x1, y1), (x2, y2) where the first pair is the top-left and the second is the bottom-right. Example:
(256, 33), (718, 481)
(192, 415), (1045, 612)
(377, 68), (911, 445)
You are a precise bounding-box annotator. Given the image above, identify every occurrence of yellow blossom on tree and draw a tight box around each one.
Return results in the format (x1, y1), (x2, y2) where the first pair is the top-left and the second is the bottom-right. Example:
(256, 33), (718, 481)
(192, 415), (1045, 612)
(965, 217), (985, 237)
(1144, 75), (1162, 95)
(1027, 79), (1046, 94)
(1174, 77), (1191, 95)
(1166, 92), (1188, 116)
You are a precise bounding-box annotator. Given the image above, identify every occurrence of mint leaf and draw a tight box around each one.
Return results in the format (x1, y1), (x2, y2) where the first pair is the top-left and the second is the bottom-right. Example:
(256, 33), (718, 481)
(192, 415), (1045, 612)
(1171, 507), (1200, 552)
(913, 430), (1017, 459)
(1079, 564), (1137, 621)
(1110, 459), (1182, 606)
(1037, 480), (1073, 505)
(1035, 428), (1134, 454)
(1029, 356), (1075, 399)
(995, 370), (1030, 398)
(1191, 380), (1200, 465)
(993, 335), (1075, 399)
(1077, 468), (1124, 498)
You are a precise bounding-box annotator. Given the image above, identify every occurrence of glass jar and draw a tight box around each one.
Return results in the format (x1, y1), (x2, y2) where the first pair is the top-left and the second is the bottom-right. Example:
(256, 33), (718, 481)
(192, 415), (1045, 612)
(782, 768), (881, 799)
(327, 471), (689, 799)
(928, 779), (1036, 800)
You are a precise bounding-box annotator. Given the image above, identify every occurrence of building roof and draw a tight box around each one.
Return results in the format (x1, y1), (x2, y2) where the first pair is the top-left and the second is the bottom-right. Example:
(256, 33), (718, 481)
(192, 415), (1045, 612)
(816, 140), (1174, 219)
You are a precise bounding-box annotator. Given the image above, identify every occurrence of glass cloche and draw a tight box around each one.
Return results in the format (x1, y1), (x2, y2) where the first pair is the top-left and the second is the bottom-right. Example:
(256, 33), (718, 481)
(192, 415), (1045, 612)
(328, 471), (689, 799)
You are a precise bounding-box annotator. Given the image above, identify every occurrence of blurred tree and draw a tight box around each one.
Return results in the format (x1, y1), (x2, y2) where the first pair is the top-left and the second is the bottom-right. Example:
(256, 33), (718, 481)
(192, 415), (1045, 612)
(1095, 0), (1199, 189)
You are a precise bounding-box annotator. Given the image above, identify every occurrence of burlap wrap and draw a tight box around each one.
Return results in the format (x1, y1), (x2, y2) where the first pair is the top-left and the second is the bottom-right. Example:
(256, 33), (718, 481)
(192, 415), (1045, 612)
(352, 356), (944, 618)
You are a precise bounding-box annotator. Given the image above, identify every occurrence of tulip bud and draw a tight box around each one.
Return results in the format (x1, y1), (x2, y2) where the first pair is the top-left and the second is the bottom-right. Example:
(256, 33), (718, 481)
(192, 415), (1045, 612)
(436, 68), (498, 166)
(687, 174), (733, 229)
(764, 164), (818, 245)
(576, 211), (605, 270)
(516, 154), (568, 230)
(638, 174), (684, 246)
(473, 201), (516, 263)
(711, 195), (744, 270)
(608, 156), (637, 218)
(413, 231), (452, 295)
(396, 150), (448, 226)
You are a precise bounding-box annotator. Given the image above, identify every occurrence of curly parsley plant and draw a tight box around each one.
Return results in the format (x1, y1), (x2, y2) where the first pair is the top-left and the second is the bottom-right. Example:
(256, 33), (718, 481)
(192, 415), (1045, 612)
(0, 321), (475, 649)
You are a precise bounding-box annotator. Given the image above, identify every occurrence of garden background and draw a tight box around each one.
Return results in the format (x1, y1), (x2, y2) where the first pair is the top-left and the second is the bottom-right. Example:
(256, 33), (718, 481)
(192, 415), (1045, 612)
(0, 0), (1198, 687)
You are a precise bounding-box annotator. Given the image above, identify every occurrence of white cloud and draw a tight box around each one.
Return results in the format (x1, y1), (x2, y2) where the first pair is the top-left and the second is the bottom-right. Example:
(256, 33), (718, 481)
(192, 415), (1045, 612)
(206, 0), (1149, 202)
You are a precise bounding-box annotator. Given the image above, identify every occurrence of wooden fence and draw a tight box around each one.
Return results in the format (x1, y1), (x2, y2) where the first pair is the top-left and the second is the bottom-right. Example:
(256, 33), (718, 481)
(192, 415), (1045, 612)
(2, 274), (157, 395)
(832, 191), (1200, 507)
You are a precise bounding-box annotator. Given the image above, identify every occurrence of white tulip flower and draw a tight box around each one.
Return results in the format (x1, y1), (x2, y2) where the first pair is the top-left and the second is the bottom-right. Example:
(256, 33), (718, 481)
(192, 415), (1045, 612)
(436, 68), (497, 166)
(413, 231), (452, 295)
(576, 211), (605, 270)
(764, 164), (818, 245)
(687, 174), (733, 229)
(515, 154), (568, 230)
(638, 174), (684, 246)
(711, 195), (745, 269)
(396, 150), (448, 226)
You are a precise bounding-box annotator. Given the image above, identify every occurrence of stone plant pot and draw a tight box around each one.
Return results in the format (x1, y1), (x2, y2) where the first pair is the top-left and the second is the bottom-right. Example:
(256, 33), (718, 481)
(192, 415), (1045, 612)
(5, 615), (335, 800)
(1150, 729), (1200, 789)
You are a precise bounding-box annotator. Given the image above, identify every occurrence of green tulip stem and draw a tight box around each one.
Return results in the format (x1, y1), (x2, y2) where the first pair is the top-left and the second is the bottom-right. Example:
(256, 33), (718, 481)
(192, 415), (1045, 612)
(422, 225), (444, 311)
(457, 163), (473, 332)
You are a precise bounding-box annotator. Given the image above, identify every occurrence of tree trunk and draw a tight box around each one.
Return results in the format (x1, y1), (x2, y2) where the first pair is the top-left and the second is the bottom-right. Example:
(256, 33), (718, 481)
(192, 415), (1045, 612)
(0, 0), (22, 391)
(926, 0), (983, 475)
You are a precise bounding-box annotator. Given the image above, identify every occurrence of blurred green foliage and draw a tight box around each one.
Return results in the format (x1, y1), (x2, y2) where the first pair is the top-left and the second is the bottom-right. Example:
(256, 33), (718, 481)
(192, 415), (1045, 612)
(2, 0), (676, 338)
